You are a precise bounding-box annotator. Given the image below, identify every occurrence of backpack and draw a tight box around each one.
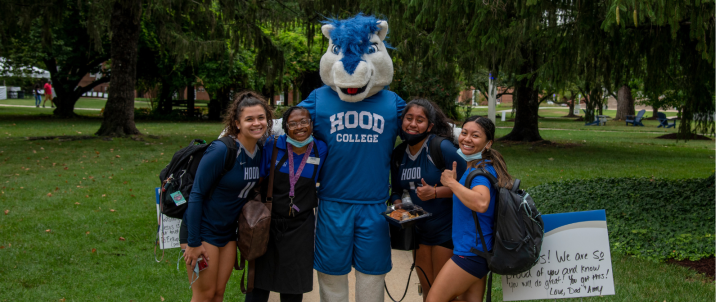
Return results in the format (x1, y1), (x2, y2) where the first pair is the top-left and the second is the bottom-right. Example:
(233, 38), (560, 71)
(158, 137), (239, 219)
(465, 167), (544, 301)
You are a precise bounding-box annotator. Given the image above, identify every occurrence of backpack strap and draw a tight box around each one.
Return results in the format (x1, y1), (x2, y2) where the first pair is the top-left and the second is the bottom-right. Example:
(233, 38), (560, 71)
(428, 136), (449, 171)
(464, 168), (497, 259)
(465, 167), (498, 302)
(206, 136), (239, 198)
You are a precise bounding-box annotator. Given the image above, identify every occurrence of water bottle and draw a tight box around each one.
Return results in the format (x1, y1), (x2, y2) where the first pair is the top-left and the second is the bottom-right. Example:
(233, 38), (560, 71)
(401, 189), (414, 209)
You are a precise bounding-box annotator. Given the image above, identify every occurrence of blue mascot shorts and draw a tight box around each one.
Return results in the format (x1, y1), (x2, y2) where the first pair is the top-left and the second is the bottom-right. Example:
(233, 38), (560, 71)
(314, 200), (392, 275)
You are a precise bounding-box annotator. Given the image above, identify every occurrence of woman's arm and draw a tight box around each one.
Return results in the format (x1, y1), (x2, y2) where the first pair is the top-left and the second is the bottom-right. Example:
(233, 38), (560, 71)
(440, 162), (492, 213)
(186, 141), (228, 247)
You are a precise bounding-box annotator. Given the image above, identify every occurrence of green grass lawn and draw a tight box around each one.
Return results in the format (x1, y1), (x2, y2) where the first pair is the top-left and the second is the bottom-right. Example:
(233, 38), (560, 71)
(0, 106), (714, 301)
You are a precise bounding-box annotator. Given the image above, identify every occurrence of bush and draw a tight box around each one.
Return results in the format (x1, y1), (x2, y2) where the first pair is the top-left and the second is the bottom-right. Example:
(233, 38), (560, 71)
(528, 177), (715, 262)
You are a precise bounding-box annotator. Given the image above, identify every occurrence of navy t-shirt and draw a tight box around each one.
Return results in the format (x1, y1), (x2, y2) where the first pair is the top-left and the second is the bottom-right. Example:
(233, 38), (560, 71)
(453, 164), (497, 256)
(185, 139), (264, 247)
(390, 135), (467, 245)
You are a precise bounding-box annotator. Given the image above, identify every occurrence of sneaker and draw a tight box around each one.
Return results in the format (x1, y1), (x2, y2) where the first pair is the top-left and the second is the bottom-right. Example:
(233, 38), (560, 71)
(42, 105), (45, 108)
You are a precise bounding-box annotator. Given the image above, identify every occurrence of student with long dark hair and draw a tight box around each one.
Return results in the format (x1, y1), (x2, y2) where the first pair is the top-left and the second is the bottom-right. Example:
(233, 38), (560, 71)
(428, 116), (513, 302)
(389, 98), (466, 300)
(246, 106), (328, 302)
(183, 91), (274, 302)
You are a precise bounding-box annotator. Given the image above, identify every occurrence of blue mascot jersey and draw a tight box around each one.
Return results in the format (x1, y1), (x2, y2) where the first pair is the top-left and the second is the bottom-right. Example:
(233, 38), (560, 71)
(298, 85), (406, 204)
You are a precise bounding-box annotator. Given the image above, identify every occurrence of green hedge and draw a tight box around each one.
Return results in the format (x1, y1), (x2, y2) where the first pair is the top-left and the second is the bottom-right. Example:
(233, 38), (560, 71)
(528, 176), (715, 262)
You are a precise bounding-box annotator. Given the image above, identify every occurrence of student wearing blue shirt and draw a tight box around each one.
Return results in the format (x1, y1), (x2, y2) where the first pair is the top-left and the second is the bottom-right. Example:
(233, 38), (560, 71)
(183, 92), (274, 302)
(389, 99), (466, 300)
(246, 106), (328, 302)
(429, 116), (515, 302)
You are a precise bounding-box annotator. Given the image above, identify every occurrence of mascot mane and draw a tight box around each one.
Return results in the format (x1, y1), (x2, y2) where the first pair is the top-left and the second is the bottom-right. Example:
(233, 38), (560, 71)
(320, 14), (394, 103)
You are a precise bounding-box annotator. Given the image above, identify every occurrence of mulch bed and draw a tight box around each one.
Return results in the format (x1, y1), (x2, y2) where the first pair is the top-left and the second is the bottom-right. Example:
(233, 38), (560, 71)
(656, 133), (714, 140)
(667, 257), (715, 280)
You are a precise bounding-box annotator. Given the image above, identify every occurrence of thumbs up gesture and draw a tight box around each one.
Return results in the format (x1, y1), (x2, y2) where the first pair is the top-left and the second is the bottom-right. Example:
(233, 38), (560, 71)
(415, 178), (435, 201)
(440, 161), (458, 187)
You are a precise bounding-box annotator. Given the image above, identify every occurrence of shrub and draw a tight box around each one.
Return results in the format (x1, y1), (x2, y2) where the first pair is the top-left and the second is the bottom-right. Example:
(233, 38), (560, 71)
(528, 177), (715, 262)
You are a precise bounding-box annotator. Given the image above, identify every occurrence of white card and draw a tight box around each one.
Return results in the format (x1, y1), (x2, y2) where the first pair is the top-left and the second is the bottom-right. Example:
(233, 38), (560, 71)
(307, 157), (320, 165)
(409, 182), (416, 190)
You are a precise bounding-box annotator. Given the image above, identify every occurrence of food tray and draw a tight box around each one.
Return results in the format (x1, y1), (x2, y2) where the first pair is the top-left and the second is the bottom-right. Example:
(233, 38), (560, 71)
(382, 207), (432, 229)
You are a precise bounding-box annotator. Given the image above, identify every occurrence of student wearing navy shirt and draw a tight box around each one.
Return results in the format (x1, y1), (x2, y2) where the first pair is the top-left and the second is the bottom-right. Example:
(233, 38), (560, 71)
(246, 106), (328, 302)
(429, 116), (515, 302)
(389, 99), (466, 300)
(183, 92), (274, 302)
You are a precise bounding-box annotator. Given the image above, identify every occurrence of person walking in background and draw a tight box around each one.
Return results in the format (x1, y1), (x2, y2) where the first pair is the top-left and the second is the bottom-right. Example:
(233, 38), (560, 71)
(42, 81), (54, 108)
(389, 98), (466, 300)
(33, 83), (42, 107)
(427, 116), (514, 302)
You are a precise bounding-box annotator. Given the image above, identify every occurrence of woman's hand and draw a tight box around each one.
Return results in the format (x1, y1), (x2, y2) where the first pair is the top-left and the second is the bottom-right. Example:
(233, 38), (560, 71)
(440, 161), (458, 187)
(415, 178), (436, 201)
(184, 245), (210, 268)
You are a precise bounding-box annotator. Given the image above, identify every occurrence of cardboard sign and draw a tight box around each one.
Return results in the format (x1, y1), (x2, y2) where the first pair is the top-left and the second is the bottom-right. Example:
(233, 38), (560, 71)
(502, 210), (615, 301)
(155, 187), (182, 249)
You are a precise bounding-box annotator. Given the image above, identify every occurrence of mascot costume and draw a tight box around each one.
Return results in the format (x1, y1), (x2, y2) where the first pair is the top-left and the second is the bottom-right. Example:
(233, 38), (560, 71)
(298, 14), (406, 302)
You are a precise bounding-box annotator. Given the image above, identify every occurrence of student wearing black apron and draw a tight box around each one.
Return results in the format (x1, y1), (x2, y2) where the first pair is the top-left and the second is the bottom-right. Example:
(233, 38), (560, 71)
(390, 99), (467, 301)
(246, 106), (328, 302)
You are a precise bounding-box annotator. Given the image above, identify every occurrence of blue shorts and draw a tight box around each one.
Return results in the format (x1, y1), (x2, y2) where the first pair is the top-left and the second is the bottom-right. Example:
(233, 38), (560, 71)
(451, 254), (490, 279)
(314, 200), (392, 275)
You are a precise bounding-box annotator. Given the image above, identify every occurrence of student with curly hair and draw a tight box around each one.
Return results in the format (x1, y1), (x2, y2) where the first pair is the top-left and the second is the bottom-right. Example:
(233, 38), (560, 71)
(183, 91), (274, 302)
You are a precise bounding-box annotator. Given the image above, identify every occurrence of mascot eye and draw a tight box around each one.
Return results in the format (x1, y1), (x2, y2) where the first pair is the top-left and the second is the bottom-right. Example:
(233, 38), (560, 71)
(331, 45), (340, 55)
(367, 44), (379, 54)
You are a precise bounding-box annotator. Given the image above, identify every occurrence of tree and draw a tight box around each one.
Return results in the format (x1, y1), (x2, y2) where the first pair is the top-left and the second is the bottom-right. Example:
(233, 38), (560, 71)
(0, 4), (111, 117)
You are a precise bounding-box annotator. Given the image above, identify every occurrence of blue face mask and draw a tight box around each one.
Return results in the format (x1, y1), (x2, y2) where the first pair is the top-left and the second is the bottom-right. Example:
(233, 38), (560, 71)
(456, 142), (490, 162)
(286, 135), (314, 148)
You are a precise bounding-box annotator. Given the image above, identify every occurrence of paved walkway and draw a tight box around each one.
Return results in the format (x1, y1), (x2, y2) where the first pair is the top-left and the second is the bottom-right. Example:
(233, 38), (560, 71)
(0, 104), (100, 111)
(268, 250), (423, 302)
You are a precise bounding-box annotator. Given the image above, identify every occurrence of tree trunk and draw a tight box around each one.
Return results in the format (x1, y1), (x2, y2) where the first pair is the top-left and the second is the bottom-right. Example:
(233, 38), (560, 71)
(53, 93), (81, 117)
(186, 85), (195, 117)
(283, 86), (289, 106)
(499, 76), (543, 142)
(96, 0), (142, 137)
(614, 84), (635, 120)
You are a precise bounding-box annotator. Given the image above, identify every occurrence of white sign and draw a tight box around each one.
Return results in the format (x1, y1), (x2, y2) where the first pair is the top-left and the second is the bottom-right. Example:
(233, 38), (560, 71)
(574, 108), (580, 115)
(502, 210), (615, 301)
(155, 187), (182, 249)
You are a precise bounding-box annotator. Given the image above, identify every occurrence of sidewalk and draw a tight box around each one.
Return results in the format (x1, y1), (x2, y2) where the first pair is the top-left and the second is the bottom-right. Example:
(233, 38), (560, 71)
(268, 250), (423, 302)
(0, 104), (100, 111)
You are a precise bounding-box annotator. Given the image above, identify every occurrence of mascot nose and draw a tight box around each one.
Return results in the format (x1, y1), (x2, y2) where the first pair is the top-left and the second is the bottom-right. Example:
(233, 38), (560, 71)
(333, 60), (371, 87)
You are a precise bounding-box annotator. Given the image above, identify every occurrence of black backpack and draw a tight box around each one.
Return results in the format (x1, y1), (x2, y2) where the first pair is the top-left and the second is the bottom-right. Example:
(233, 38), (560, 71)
(465, 168), (544, 301)
(158, 137), (239, 219)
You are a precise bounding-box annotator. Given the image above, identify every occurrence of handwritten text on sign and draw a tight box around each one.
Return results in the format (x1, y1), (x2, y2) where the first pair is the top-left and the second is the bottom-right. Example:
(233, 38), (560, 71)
(155, 187), (182, 249)
(502, 210), (615, 301)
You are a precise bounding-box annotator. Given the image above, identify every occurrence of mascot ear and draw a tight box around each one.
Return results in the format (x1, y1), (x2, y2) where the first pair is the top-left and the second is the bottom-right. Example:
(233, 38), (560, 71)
(321, 24), (334, 41)
(376, 21), (388, 41)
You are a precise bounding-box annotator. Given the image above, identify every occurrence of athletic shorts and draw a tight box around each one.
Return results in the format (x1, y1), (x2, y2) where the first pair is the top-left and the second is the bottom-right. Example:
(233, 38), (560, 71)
(451, 254), (490, 280)
(313, 200), (392, 275)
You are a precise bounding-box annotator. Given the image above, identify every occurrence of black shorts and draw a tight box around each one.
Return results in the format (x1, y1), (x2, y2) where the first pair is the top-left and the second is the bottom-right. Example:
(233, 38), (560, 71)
(451, 254), (490, 280)
(179, 218), (188, 245)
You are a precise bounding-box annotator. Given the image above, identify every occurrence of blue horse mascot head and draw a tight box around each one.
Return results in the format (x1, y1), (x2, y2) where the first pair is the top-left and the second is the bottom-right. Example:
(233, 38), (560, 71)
(320, 14), (394, 103)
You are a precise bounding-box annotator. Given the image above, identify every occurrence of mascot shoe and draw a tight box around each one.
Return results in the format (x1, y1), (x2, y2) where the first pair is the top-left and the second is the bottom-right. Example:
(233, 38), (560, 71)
(320, 16), (393, 103)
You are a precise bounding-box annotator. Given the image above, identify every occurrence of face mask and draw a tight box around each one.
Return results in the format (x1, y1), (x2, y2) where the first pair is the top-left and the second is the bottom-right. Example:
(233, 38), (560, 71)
(286, 135), (314, 148)
(456, 142), (490, 162)
(401, 127), (432, 146)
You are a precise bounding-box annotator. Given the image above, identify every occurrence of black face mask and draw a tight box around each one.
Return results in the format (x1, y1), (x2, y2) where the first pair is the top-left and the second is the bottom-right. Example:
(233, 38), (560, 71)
(401, 129), (431, 146)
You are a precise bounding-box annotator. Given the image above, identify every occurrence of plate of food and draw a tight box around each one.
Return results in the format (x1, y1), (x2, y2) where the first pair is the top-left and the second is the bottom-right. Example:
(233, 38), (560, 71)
(382, 205), (432, 229)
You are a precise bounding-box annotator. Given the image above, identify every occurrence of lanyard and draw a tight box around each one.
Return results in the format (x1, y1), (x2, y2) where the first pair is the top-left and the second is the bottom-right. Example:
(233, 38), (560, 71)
(287, 141), (314, 216)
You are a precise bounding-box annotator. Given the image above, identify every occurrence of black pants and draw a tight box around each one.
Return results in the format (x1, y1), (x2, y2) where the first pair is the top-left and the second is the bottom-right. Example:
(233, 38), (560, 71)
(244, 288), (302, 302)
